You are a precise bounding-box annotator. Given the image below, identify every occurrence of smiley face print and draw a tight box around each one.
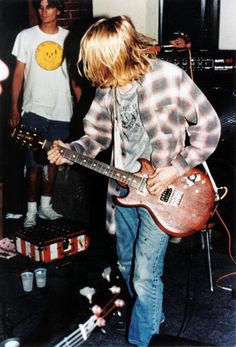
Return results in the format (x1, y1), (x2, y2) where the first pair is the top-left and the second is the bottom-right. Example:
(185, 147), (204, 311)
(35, 41), (63, 70)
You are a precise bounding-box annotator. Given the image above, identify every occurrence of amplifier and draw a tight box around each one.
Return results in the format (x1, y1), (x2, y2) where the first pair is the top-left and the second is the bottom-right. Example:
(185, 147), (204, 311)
(159, 50), (235, 90)
(159, 50), (235, 73)
(15, 221), (90, 263)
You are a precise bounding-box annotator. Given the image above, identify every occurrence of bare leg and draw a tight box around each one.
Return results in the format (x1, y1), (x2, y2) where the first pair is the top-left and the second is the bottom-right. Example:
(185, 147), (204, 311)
(42, 163), (58, 197)
(24, 167), (41, 227)
(39, 164), (62, 220)
(26, 167), (41, 202)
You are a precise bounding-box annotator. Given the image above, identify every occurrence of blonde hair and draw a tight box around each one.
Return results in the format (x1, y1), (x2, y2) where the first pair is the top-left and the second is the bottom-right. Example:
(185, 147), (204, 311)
(77, 15), (156, 87)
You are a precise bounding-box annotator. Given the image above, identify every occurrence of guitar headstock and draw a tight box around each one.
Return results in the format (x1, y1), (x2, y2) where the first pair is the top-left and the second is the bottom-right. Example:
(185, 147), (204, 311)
(11, 127), (45, 151)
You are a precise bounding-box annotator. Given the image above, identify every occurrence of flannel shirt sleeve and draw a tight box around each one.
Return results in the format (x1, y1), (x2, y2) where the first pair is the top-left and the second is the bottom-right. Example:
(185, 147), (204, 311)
(71, 89), (112, 158)
(171, 71), (221, 173)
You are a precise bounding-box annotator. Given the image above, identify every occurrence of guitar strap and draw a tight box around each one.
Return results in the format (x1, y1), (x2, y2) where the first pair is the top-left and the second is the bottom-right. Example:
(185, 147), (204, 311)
(202, 161), (219, 201)
(111, 88), (125, 170)
(186, 63), (220, 202)
(185, 121), (219, 201)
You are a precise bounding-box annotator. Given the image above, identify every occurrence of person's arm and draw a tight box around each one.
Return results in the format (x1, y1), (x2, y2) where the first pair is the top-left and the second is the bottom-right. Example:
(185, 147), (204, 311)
(49, 88), (112, 166)
(71, 88), (113, 158)
(147, 69), (221, 196)
(9, 60), (25, 128)
(171, 71), (221, 174)
(48, 140), (72, 165)
(0, 59), (9, 95)
(71, 79), (82, 103)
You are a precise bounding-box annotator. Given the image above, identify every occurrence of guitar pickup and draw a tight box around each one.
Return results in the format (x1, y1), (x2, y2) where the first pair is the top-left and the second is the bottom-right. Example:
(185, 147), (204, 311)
(160, 187), (173, 202)
(160, 187), (183, 207)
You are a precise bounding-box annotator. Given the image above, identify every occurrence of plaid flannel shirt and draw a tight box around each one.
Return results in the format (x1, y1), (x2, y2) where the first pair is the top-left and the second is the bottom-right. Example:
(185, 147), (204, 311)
(72, 59), (221, 234)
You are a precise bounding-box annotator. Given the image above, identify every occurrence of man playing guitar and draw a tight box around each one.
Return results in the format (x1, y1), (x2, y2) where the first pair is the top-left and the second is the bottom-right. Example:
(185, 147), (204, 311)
(47, 16), (221, 347)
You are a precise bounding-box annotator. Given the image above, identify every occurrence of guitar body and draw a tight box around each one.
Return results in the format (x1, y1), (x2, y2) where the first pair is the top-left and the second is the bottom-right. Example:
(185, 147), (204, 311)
(115, 159), (215, 237)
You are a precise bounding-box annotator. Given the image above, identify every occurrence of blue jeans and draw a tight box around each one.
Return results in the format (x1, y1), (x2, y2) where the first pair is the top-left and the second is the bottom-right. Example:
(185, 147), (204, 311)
(115, 204), (169, 347)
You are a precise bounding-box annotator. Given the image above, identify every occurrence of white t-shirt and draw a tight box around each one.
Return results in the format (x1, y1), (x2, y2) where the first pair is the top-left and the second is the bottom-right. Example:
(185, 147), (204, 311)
(12, 25), (73, 121)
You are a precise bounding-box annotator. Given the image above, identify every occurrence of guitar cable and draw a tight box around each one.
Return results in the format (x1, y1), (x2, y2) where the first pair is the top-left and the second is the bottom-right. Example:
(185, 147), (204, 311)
(214, 208), (236, 296)
(201, 160), (236, 295)
(176, 184), (233, 337)
(176, 236), (194, 338)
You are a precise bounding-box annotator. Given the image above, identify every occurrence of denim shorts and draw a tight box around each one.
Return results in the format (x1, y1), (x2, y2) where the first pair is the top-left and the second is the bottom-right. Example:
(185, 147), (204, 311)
(21, 112), (70, 168)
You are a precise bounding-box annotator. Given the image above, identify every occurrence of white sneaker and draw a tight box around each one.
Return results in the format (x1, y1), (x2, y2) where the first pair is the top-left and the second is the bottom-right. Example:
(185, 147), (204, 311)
(5, 213), (23, 219)
(38, 205), (63, 220)
(24, 211), (37, 228)
(169, 237), (182, 244)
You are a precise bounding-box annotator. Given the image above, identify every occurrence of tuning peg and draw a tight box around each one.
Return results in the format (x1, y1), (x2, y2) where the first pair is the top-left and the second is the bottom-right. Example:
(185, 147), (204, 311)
(109, 285), (121, 294)
(79, 287), (96, 304)
(91, 304), (102, 316)
(114, 299), (125, 308)
(96, 317), (106, 328)
(102, 267), (112, 282)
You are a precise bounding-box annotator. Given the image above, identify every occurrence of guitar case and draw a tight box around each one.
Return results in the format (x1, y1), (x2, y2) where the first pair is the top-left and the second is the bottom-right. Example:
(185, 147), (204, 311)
(15, 220), (90, 263)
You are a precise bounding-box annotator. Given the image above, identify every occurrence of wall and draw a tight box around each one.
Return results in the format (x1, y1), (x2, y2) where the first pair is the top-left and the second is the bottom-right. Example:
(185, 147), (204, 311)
(219, 0), (236, 50)
(93, 0), (159, 41)
(28, 0), (93, 28)
(59, 0), (93, 28)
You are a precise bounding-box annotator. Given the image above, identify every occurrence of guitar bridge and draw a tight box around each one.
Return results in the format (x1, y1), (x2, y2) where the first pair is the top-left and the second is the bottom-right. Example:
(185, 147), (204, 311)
(170, 190), (183, 206)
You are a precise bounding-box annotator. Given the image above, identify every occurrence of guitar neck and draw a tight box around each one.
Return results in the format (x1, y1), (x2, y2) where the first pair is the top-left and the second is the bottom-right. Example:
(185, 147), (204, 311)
(54, 293), (124, 347)
(42, 140), (146, 190)
(54, 315), (97, 347)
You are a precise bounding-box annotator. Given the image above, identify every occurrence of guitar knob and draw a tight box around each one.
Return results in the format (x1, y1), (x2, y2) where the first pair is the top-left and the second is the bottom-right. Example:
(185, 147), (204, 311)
(97, 317), (106, 327)
(114, 299), (125, 307)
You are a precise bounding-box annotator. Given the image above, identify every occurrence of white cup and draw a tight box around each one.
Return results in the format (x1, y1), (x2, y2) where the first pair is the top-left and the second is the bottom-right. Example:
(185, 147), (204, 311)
(20, 272), (34, 292)
(34, 268), (47, 288)
(5, 342), (20, 347)
(1, 338), (20, 347)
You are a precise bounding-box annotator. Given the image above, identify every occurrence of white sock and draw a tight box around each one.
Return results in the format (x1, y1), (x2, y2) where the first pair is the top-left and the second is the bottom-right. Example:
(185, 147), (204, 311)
(40, 195), (51, 208)
(27, 202), (37, 213)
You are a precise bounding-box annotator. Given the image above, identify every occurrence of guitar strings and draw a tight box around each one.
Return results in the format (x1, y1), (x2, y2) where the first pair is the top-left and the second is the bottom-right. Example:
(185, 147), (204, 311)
(99, 293), (119, 317)
(54, 325), (87, 347)
(55, 327), (89, 347)
(59, 316), (98, 347)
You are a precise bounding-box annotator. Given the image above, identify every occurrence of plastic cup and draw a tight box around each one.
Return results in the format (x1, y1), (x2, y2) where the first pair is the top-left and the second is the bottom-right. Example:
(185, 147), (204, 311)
(5, 342), (20, 347)
(34, 268), (47, 288)
(20, 272), (34, 292)
(1, 338), (20, 347)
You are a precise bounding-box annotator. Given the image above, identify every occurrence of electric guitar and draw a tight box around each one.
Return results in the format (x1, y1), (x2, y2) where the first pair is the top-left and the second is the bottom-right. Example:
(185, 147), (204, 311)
(11, 127), (216, 237)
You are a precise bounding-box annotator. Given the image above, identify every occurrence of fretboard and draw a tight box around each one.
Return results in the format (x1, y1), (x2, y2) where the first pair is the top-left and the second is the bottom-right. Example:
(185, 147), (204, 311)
(43, 140), (146, 191)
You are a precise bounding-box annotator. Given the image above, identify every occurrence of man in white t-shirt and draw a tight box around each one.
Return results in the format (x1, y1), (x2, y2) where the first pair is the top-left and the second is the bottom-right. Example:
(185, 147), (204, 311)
(9, 0), (82, 228)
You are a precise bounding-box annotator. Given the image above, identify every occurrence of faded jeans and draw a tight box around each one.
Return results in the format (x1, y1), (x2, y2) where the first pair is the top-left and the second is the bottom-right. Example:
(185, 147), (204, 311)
(115, 205), (169, 347)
